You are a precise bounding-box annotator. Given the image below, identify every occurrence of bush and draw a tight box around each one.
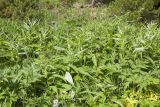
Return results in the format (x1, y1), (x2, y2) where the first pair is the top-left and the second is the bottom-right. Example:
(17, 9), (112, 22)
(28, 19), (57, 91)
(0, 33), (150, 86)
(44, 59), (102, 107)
(109, 0), (160, 23)
(0, 0), (48, 20)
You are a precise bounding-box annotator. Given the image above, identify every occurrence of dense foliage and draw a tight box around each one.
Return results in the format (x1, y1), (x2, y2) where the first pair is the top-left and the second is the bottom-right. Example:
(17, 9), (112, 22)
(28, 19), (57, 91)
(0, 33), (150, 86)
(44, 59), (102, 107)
(0, 0), (49, 20)
(0, 0), (160, 107)
(109, 0), (160, 22)
(0, 0), (159, 22)
(0, 13), (160, 106)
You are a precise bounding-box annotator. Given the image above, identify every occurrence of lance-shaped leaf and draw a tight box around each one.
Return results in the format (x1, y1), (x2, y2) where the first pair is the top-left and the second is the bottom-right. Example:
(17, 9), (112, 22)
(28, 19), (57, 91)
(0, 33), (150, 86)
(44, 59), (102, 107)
(65, 72), (74, 85)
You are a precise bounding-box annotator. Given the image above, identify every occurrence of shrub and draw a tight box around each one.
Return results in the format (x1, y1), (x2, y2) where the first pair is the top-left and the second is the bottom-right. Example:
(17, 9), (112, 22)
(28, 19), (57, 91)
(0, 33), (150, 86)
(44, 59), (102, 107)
(0, 0), (47, 20)
(109, 0), (160, 22)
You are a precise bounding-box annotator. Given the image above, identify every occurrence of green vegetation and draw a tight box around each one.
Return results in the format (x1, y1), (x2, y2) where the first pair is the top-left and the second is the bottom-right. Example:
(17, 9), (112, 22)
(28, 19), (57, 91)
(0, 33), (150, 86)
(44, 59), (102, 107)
(0, 0), (160, 107)
(109, 0), (160, 23)
(0, 0), (53, 20)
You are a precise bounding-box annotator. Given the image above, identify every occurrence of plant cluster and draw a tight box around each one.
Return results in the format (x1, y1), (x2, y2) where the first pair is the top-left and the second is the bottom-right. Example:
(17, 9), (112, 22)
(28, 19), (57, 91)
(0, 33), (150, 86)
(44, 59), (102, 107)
(0, 14), (160, 106)
(0, 0), (159, 23)
(109, 0), (160, 23)
(0, 0), (51, 20)
(0, 0), (160, 106)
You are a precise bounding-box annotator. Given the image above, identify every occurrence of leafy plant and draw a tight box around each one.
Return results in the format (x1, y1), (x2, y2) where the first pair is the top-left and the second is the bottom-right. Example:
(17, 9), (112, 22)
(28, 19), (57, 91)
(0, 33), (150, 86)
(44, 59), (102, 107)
(0, 5), (160, 106)
(0, 0), (52, 20)
(109, 0), (160, 23)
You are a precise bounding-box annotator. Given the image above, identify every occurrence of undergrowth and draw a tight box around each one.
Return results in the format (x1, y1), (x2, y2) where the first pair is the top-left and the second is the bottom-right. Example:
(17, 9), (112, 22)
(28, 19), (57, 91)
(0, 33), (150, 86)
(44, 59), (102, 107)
(0, 10), (160, 106)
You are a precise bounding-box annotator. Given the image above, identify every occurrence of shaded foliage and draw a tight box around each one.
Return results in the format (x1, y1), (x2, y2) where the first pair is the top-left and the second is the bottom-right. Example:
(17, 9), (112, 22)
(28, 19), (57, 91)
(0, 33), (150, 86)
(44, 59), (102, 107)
(0, 0), (47, 20)
(109, 0), (160, 23)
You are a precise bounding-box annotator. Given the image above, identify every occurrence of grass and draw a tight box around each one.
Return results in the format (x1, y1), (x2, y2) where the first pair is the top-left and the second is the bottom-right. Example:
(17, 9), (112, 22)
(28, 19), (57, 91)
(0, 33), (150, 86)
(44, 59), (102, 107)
(0, 7), (160, 107)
